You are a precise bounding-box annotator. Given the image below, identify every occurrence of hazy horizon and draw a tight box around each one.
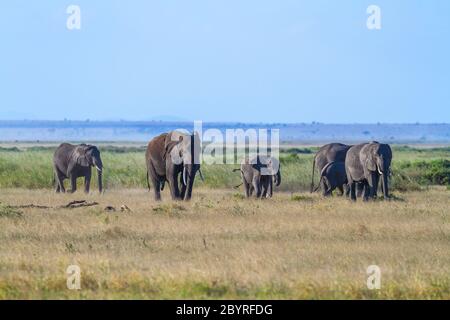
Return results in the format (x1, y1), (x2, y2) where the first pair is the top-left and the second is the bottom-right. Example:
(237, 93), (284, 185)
(0, 119), (449, 125)
(1, 121), (448, 143)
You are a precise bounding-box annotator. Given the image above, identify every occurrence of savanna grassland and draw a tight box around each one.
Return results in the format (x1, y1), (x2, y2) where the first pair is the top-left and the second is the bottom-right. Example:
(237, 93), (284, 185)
(0, 144), (449, 299)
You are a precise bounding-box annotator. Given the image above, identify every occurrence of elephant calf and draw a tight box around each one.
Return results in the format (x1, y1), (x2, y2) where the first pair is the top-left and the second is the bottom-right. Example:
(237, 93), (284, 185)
(236, 155), (281, 199)
(53, 143), (103, 194)
(314, 161), (347, 196)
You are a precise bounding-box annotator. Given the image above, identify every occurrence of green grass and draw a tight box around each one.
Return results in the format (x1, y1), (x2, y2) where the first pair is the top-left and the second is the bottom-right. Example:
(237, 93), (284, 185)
(0, 145), (448, 191)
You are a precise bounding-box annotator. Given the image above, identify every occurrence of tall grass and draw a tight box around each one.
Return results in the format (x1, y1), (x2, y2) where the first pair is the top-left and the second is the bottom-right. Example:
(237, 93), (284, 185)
(0, 146), (448, 191)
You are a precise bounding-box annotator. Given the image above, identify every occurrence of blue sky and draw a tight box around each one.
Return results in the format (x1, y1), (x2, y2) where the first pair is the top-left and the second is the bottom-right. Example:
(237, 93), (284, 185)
(0, 1), (449, 123)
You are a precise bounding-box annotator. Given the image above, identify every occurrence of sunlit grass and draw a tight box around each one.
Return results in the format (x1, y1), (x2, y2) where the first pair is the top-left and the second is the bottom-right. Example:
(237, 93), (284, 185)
(0, 187), (448, 299)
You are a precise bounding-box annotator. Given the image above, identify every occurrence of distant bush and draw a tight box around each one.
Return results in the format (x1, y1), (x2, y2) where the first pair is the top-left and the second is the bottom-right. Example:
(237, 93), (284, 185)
(394, 159), (450, 186)
(99, 146), (147, 153)
(392, 145), (450, 153)
(283, 148), (314, 155)
(0, 147), (21, 152)
(390, 172), (421, 192)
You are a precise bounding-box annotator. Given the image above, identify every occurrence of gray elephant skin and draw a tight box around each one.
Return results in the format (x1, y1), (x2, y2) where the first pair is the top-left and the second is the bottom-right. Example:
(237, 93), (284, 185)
(314, 161), (347, 196)
(53, 143), (103, 193)
(146, 131), (203, 201)
(310, 143), (352, 194)
(237, 155), (281, 199)
(345, 142), (392, 201)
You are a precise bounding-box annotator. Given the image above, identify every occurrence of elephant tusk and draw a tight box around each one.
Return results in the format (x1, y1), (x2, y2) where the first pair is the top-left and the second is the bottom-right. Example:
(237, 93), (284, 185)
(183, 167), (187, 186)
(377, 166), (383, 175)
(198, 169), (204, 182)
(96, 166), (102, 173)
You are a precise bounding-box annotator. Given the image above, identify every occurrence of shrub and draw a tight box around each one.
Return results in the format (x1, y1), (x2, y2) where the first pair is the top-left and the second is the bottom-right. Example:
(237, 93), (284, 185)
(394, 159), (450, 186)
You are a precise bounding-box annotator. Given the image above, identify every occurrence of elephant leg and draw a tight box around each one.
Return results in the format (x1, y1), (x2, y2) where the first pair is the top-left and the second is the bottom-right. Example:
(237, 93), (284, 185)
(260, 182), (268, 199)
(356, 183), (364, 197)
(249, 184), (254, 197)
(337, 185), (344, 196)
(322, 178), (332, 197)
(373, 174), (380, 198)
(350, 181), (357, 201)
(167, 174), (180, 200)
(360, 181), (371, 201)
(69, 175), (77, 193)
(344, 184), (350, 197)
(244, 182), (251, 198)
(320, 178), (328, 196)
(367, 172), (377, 199)
(148, 164), (162, 201)
(324, 184), (334, 197)
(267, 178), (273, 198)
(84, 171), (91, 194)
(151, 179), (162, 201)
(252, 176), (261, 199)
(179, 174), (187, 199)
(55, 170), (65, 193)
(362, 182), (370, 201)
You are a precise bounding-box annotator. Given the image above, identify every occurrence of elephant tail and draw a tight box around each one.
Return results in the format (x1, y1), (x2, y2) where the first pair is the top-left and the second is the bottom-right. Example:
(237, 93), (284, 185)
(232, 168), (244, 189)
(310, 156), (316, 193)
(313, 175), (323, 192)
(233, 182), (243, 189)
(146, 170), (150, 191)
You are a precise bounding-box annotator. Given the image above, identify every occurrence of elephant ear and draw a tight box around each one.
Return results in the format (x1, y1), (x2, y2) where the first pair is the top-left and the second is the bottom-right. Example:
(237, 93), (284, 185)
(270, 157), (280, 175)
(365, 145), (377, 172)
(74, 146), (89, 167)
(163, 132), (183, 163)
(67, 146), (88, 176)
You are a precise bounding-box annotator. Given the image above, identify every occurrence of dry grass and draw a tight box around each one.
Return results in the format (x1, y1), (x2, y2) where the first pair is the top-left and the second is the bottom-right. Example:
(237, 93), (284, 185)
(0, 187), (449, 299)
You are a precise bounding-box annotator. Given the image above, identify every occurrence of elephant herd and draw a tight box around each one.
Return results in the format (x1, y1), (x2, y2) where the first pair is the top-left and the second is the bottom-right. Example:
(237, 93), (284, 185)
(52, 131), (392, 202)
(310, 142), (393, 201)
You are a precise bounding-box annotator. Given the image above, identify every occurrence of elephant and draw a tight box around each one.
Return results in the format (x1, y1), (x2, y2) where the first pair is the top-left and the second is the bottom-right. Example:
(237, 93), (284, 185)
(313, 161), (347, 196)
(53, 143), (103, 194)
(345, 142), (392, 201)
(310, 143), (351, 193)
(236, 155), (281, 199)
(145, 131), (203, 201)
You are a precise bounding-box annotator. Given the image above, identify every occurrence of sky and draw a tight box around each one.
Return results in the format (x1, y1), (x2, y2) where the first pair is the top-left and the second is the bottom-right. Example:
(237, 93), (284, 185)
(0, 1), (449, 123)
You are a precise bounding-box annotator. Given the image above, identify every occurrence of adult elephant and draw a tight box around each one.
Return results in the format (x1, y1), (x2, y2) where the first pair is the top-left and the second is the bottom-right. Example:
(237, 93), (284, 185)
(236, 155), (281, 199)
(53, 143), (103, 193)
(310, 143), (351, 193)
(146, 131), (203, 201)
(345, 142), (392, 201)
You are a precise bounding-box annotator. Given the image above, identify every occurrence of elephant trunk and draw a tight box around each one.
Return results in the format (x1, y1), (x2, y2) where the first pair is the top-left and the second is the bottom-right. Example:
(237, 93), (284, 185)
(92, 157), (103, 193)
(377, 161), (390, 199)
(93, 157), (103, 173)
(97, 170), (103, 194)
(183, 173), (195, 201)
(381, 168), (389, 199)
(275, 170), (281, 186)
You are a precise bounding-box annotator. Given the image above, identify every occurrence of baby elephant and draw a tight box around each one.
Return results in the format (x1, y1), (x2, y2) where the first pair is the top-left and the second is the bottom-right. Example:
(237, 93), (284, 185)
(314, 161), (347, 196)
(235, 155), (281, 199)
